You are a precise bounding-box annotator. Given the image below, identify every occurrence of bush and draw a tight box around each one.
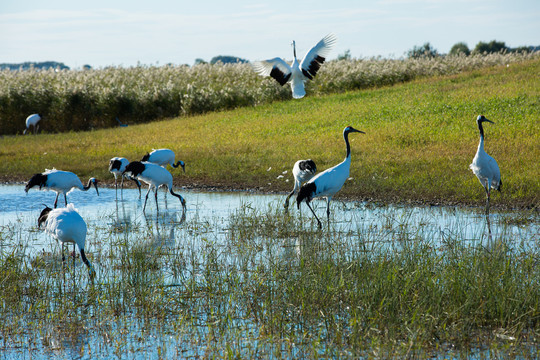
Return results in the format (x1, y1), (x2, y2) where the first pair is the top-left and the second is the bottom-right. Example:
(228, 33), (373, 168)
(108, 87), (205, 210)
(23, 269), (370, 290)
(449, 42), (471, 56)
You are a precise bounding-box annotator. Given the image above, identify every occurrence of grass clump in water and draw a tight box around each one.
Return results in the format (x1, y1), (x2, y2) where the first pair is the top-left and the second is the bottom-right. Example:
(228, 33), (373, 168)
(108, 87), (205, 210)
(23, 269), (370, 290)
(0, 203), (538, 358)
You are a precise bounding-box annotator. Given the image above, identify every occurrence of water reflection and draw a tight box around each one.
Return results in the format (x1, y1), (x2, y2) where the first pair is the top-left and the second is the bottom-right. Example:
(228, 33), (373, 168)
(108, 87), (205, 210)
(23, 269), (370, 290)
(143, 208), (184, 248)
(1, 184), (538, 359)
(0, 185), (538, 254)
(486, 213), (493, 242)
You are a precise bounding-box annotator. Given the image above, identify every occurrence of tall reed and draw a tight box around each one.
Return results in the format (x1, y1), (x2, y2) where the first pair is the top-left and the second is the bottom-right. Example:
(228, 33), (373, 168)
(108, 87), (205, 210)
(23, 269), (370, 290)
(1, 52), (538, 135)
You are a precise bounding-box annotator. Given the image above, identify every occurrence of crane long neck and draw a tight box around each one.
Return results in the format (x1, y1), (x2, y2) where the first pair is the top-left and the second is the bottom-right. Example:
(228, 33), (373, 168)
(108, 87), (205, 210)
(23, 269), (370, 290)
(477, 122), (485, 152)
(293, 42), (297, 59)
(83, 178), (93, 190)
(344, 131), (352, 159)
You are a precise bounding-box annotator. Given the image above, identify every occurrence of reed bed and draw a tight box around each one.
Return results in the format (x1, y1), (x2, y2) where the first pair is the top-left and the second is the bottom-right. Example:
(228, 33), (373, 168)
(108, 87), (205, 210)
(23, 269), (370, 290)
(1, 52), (538, 135)
(0, 203), (538, 358)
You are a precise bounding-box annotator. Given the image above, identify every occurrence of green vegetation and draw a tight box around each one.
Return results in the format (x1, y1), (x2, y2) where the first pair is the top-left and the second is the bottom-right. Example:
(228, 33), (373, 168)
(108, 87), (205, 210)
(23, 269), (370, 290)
(1, 52), (538, 135)
(449, 42), (471, 57)
(0, 203), (538, 358)
(407, 42), (439, 59)
(1, 58), (539, 208)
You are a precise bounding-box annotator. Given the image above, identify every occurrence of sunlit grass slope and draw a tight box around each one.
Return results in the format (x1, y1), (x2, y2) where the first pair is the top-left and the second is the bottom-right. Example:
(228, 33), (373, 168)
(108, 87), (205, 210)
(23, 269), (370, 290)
(1, 59), (538, 207)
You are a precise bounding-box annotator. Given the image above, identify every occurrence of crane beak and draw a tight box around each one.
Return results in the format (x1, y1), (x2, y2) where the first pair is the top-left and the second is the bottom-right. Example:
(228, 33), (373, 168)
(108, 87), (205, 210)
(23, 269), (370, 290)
(351, 128), (366, 134)
(483, 118), (494, 124)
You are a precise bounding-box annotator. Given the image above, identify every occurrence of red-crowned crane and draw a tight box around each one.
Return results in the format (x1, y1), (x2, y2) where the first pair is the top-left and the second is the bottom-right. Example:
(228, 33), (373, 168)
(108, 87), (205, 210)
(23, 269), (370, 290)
(141, 148), (185, 172)
(38, 204), (96, 281)
(469, 115), (501, 214)
(252, 33), (337, 99)
(25, 169), (99, 208)
(284, 159), (317, 209)
(297, 126), (365, 229)
(24, 113), (42, 134)
(123, 161), (186, 214)
(109, 157), (142, 198)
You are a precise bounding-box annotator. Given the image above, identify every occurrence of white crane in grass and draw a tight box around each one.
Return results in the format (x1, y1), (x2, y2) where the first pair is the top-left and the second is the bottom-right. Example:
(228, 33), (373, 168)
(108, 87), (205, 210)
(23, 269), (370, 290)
(24, 113), (42, 134)
(469, 115), (501, 214)
(38, 204), (96, 281)
(252, 33), (337, 99)
(25, 169), (99, 208)
(297, 126), (365, 229)
(141, 149), (186, 172)
(123, 161), (186, 214)
(284, 159), (317, 210)
(109, 157), (142, 198)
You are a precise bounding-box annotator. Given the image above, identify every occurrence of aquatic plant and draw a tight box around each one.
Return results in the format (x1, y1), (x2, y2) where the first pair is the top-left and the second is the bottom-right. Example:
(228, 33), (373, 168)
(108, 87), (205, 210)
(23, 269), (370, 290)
(0, 201), (538, 358)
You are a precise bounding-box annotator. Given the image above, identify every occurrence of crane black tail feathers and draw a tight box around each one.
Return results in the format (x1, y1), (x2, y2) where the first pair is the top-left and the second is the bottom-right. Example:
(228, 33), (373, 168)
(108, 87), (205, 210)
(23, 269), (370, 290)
(296, 183), (316, 209)
(497, 179), (502, 192)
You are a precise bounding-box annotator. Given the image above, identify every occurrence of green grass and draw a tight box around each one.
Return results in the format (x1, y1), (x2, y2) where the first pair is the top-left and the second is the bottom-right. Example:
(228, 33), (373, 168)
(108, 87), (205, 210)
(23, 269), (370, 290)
(1, 59), (539, 208)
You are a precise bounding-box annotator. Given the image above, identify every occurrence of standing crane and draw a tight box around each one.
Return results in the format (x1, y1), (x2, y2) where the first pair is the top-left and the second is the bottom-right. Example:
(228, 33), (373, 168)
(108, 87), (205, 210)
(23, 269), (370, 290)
(123, 161), (186, 214)
(38, 204), (96, 281)
(109, 157), (142, 198)
(24, 113), (42, 134)
(25, 169), (99, 208)
(252, 34), (337, 99)
(284, 159), (317, 209)
(297, 126), (365, 229)
(469, 115), (501, 214)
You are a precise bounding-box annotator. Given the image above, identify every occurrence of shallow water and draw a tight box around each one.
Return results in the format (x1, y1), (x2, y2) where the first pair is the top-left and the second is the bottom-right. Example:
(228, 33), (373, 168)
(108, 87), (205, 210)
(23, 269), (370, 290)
(0, 184), (538, 359)
(0, 184), (538, 254)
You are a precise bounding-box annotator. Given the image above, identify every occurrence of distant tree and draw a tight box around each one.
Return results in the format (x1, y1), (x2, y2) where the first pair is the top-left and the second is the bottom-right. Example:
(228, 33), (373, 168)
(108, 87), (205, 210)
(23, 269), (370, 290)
(194, 58), (207, 65)
(449, 42), (470, 56)
(209, 55), (248, 64)
(473, 40), (508, 54)
(82, 64), (92, 70)
(407, 42), (439, 59)
(0, 61), (69, 71)
(511, 46), (531, 53)
(337, 49), (352, 61)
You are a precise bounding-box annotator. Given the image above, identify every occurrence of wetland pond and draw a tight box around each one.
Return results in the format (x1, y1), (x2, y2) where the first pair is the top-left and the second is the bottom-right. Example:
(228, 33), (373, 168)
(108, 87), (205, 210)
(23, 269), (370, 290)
(0, 184), (538, 358)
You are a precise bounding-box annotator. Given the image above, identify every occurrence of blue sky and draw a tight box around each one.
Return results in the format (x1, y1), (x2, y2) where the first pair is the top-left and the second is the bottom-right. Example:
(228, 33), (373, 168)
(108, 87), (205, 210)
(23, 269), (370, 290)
(1, 0), (539, 68)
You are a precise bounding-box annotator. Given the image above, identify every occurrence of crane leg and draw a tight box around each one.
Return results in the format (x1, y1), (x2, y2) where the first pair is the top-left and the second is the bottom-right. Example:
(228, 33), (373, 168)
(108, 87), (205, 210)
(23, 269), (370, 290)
(484, 185), (490, 215)
(326, 198), (332, 223)
(136, 180), (141, 199)
(120, 176), (125, 198)
(155, 189), (159, 212)
(64, 194), (68, 206)
(143, 186), (152, 212)
(54, 193), (60, 208)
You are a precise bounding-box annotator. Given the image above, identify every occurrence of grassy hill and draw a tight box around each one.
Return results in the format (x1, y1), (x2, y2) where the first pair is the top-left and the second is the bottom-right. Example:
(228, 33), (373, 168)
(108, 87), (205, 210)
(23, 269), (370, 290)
(1, 59), (538, 208)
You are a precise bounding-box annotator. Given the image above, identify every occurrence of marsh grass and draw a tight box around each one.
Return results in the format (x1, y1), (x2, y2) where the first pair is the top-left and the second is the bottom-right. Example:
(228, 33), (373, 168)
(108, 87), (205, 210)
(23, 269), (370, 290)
(0, 202), (538, 358)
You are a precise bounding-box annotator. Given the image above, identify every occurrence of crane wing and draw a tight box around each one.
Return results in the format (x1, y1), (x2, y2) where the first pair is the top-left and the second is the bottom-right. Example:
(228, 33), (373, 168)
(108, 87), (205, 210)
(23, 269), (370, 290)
(252, 58), (292, 86)
(300, 33), (337, 80)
